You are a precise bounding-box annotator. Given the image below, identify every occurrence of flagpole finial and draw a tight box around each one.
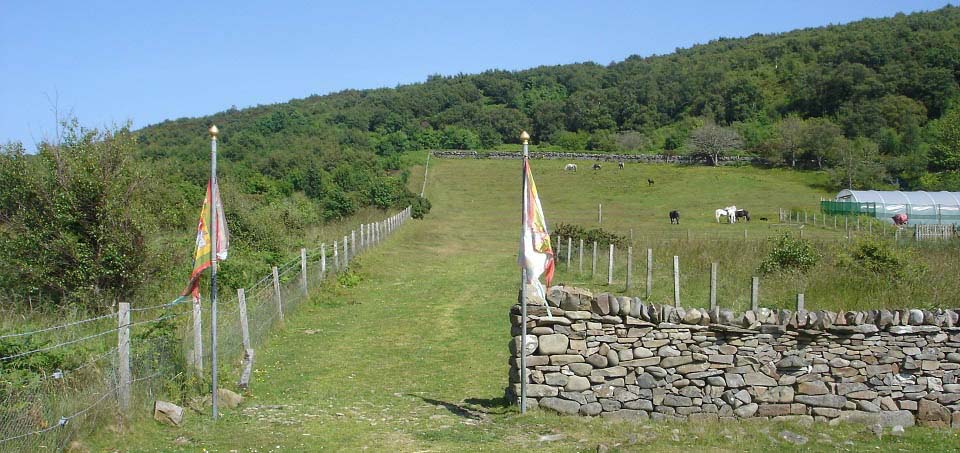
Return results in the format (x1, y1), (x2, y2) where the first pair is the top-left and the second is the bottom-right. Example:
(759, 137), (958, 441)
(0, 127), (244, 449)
(520, 130), (530, 145)
(209, 125), (219, 139)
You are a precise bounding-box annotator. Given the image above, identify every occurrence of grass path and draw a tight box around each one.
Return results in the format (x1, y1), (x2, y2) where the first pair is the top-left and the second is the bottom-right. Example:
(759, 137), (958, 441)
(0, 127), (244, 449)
(93, 159), (959, 451)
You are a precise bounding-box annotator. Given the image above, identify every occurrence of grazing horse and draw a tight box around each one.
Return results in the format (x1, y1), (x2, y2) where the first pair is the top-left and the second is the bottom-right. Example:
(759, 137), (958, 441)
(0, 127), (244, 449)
(618, 161), (624, 169)
(647, 178), (655, 186)
(592, 163), (602, 170)
(715, 208), (730, 223)
(669, 210), (680, 224)
(564, 163), (578, 172)
(716, 206), (737, 223)
(735, 209), (750, 222)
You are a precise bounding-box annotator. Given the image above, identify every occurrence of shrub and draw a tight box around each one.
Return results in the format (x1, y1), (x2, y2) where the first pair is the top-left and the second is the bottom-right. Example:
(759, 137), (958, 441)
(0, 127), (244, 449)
(758, 233), (820, 275)
(836, 236), (927, 280)
(411, 196), (432, 219)
(553, 223), (627, 249)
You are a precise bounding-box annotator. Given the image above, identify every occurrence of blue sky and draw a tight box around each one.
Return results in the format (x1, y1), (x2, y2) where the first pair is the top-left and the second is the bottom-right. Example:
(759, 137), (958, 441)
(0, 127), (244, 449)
(0, 0), (951, 149)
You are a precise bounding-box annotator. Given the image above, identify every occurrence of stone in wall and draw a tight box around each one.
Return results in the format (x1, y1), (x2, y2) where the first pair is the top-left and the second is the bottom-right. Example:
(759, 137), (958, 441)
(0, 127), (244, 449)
(507, 286), (960, 428)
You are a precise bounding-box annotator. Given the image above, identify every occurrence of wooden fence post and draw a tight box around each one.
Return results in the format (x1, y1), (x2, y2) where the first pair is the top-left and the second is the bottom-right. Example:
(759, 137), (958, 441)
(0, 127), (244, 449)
(607, 244), (614, 285)
(343, 235), (350, 265)
(237, 289), (254, 390)
(566, 237), (572, 271)
(192, 299), (203, 373)
(592, 241), (598, 279)
(300, 247), (308, 295)
(751, 277), (759, 311)
(333, 241), (340, 271)
(320, 243), (327, 279)
(646, 248), (653, 299)
(797, 293), (805, 311)
(709, 263), (717, 309)
(626, 246), (633, 291)
(272, 266), (284, 323)
(360, 224), (365, 250)
(351, 230), (357, 259)
(118, 302), (131, 415)
(578, 239), (584, 273)
(673, 256), (680, 308)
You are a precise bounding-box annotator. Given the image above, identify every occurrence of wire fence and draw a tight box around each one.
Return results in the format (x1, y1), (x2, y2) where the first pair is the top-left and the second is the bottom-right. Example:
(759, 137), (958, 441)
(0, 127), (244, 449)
(0, 206), (412, 450)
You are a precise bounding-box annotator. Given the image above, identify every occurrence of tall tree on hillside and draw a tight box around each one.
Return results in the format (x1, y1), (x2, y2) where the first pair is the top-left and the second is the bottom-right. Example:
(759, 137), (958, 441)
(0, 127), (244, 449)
(801, 117), (844, 169)
(688, 122), (743, 166)
(775, 116), (805, 167)
(831, 137), (888, 189)
(928, 105), (960, 172)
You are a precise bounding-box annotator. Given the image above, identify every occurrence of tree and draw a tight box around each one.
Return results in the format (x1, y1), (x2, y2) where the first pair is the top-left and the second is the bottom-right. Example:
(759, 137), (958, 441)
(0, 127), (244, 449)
(0, 122), (152, 306)
(800, 117), (843, 169)
(830, 137), (888, 189)
(775, 116), (804, 167)
(928, 105), (960, 172)
(688, 123), (743, 166)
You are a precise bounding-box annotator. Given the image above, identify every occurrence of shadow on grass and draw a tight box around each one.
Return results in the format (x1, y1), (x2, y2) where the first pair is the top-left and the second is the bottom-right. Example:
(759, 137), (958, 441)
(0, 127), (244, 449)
(409, 394), (514, 419)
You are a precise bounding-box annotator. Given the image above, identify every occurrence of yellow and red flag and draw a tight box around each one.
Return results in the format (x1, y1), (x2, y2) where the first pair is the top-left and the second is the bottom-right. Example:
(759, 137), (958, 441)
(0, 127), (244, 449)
(518, 158), (555, 297)
(180, 180), (229, 304)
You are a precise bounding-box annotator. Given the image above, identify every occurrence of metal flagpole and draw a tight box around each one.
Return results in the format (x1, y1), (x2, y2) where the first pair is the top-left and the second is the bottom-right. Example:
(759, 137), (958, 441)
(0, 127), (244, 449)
(519, 130), (530, 414)
(209, 125), (220, 420)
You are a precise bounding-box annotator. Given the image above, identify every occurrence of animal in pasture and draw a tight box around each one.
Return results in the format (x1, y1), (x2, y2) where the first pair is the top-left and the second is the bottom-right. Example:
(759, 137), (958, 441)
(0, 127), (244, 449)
(592, 163), (602, 170)
(564, 163), (578, 172)
(892, 213), (908, 226)
(618, 161), (624, 169)
(735, 209), (751, 222)
(647, 178), (655, 186)
(669, 210), (680, 224)
(725, 206), (737, 223)
(715, 208), (730, 223)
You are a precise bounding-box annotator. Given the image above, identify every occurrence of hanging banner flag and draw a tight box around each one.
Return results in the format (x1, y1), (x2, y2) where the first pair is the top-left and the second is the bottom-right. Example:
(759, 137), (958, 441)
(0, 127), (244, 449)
(178, 180), (229, 304)
(518, 158), (555, 302)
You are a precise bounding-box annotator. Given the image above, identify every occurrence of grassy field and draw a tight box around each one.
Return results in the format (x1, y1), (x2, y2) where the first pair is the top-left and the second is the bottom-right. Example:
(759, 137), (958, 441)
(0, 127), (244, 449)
(88, 158), (960, 451)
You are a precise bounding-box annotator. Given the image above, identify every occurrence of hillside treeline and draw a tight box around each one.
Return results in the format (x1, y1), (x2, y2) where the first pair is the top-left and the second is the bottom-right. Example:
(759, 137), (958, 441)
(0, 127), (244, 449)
(144, 6), (960, 191)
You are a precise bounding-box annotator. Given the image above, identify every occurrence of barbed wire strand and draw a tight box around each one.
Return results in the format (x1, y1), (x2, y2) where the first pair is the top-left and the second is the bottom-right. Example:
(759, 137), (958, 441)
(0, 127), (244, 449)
(0, 312), (116, 340)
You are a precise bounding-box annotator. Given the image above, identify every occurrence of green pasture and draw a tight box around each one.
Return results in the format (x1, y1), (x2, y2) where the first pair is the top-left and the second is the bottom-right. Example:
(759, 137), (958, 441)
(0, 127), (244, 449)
(89, 158), (960, 451)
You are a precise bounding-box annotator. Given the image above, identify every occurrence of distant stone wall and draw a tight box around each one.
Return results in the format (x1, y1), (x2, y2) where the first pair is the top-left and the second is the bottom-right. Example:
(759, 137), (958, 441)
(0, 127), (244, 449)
(433, 150), (760, 165)
(507, 286), (960, 428)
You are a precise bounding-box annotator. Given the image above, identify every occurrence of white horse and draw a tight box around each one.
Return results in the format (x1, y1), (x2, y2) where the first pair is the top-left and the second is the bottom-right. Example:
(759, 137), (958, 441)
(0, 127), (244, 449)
(715, 208), (730, 223)
(564, 163), (578, 172)
(715, 205), (737, 223)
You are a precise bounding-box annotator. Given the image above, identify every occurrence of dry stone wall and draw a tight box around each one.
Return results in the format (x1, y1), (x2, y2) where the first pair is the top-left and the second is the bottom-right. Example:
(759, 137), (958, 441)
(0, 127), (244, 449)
(508, 286), (960, 428)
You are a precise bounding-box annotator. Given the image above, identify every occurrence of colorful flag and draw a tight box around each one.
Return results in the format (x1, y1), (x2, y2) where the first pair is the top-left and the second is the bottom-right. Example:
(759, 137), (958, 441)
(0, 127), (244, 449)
(179, 180), (229, 304)
(519, 158), (555, 300)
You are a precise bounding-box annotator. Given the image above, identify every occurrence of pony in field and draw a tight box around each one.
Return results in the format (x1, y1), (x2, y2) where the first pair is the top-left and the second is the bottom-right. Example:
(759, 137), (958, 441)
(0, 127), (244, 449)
(647, 178), (655, 186)
(592, 163), (602, 170)
(669, 210), (680, 224)
(735, 209), (750, 222)
(715, 205), (737, 223)
(564, 163), (578, 172)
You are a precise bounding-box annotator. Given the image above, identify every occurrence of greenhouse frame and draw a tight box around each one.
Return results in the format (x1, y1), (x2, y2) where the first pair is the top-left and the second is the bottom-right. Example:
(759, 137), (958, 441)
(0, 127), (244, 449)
(821, 190), (960, 225)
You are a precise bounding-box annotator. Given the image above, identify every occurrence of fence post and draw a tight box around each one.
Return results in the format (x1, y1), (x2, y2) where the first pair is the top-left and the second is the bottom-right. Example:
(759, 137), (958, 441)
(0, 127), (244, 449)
(272, 266), (284, 323)
(646, 248), (653, 299)
(360, 224), (365, 250)
(237, 289), (254, 390)
(351, 230), (357, 259)
(751, 277), (759, 311)
(320, 243), (327, 279)
(343, 235), (349, 265)
(796, 293), (805, 311)
(626, 246), (633, 291)
(300, 247), (308, 295)
(578, 239), (584, 273)
(118, 302), (131, 415)
(673, 256), (680, 308)
(333, 240), (340, 271)
(709, 263), (717, 310)
(566, 237), (572, 270)
(192, 299), (203, 373)
(607, 244), (614, 285)
(591, 241), (598, 279)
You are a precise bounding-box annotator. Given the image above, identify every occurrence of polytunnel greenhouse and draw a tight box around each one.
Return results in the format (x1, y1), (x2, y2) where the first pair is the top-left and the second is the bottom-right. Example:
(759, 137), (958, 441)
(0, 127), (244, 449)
(821, 189), (960, 225)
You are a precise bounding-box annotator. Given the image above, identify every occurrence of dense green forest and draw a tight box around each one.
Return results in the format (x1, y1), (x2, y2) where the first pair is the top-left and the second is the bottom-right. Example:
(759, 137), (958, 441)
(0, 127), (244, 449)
(5, 5), (960, 309)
